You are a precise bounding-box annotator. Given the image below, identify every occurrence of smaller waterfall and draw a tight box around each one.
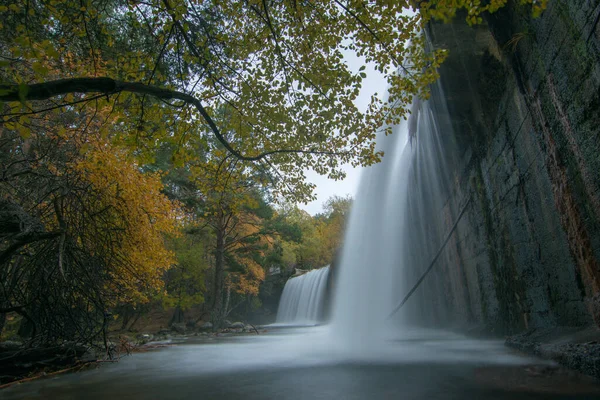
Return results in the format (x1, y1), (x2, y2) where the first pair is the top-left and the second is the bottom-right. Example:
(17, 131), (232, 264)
(276, 266), (330, 324)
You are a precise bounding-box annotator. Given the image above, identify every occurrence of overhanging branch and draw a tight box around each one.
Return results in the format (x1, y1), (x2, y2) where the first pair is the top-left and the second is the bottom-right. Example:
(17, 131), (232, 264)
(0, 78), (346, 162)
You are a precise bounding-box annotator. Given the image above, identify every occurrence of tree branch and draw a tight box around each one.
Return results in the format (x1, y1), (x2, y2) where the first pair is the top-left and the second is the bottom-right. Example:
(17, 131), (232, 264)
(0, 231), (63, 266)
(332, 0), (412, 77)
(387, 197), (472, 319)
(0, 78), (346, 162)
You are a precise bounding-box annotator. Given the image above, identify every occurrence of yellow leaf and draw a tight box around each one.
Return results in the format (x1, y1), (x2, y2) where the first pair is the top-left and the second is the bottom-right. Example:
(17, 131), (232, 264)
(32, 61), (49, 76)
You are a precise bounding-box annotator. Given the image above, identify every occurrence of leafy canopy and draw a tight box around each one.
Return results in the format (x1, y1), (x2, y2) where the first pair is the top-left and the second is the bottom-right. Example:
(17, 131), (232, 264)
(0, 0), (545, 202)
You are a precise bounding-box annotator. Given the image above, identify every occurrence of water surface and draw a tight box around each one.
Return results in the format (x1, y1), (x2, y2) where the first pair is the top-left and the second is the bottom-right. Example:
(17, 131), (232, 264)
(4, 326), (600, 399)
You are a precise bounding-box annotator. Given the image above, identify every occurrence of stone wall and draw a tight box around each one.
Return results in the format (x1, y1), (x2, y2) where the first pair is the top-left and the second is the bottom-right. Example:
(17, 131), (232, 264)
(404, 1), (600, 335)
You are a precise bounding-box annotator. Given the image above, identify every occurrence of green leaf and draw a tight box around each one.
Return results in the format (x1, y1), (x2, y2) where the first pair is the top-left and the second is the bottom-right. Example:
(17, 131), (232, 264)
(32, 61), (50, 76)
(18, 126), (31, 139)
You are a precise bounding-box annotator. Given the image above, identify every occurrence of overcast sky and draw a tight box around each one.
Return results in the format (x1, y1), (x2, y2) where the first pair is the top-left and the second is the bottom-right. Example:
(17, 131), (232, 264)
(300, 53), (388, 215)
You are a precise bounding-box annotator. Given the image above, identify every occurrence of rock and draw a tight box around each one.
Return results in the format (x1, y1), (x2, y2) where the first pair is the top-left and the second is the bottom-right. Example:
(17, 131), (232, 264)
(292, 268), (308, 277)
(170, 322), (186, 334)
(244, 325), (255, 332)
(135, 333), (153, 345)
(230, 321), (245, 329)
(223, 320), (232, 328)
(200, 321), (213, 330)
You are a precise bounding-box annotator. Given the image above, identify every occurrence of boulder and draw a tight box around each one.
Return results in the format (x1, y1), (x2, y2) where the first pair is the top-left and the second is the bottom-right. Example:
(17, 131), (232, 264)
(230, 321), (245, 329)
(292, 268), (308, 277)
(136, 333), (153, 344)
(223, 320), (232, 328)
(200, 321), (213, 330)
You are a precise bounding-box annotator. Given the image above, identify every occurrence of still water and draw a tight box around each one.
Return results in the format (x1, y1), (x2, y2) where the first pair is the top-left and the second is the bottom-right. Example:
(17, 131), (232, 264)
(3, 326), (600, 399)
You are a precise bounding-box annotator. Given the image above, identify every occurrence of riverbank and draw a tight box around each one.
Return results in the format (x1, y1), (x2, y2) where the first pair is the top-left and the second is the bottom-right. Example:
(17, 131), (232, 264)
(2, 326), (600, 399)
(506, 326), (600, 380)
(0, 321), (268, 387)
(4, 324), (600, 393)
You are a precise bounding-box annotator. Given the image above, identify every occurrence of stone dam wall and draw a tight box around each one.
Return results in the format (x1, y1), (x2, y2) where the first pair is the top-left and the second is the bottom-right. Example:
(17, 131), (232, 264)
(403, 1), (600, 336)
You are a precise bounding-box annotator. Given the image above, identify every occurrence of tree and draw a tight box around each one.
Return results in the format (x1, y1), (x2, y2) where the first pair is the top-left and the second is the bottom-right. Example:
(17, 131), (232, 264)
(0, 119), (180, 344)
(315, 194), (353, 264)
(271, 196), (351, 272)
(152, 130), (276, 327)
(0, 0), (546, 201)
(191, 152), (274, 327)
(0, 0), (548, 341)
(160, 233), (209, 324)
(0, 41), (181, 342)
(276, 205), (321, 269)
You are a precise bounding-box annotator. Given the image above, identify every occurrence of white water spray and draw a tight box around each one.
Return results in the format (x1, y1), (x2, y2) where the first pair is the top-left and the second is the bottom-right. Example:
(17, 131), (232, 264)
(330, 120), (415, 342)
(330, 80), (456, 343)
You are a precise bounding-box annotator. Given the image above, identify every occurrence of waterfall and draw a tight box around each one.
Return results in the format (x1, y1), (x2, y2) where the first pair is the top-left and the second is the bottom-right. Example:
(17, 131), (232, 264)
(276, 266), (330, 324)
(330, 79), (457, 342)
(330, 120), (413, 341)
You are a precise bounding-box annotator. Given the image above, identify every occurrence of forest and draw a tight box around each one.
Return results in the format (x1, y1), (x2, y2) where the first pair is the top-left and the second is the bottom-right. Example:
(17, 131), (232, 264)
(0, 0), (479, 344)
(5, 0), (600, 398)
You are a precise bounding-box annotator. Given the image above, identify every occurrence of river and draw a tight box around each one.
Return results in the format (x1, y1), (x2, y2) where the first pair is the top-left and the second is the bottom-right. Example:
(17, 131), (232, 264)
(3, 326), (600, 399)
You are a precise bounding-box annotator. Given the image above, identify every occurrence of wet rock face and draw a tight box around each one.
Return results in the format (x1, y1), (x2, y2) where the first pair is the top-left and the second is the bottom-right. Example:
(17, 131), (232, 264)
(406, 3), (600, 335)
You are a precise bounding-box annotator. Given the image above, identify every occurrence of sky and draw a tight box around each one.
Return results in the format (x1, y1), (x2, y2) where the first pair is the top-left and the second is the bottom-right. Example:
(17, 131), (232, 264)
(300, 53), (388, 215)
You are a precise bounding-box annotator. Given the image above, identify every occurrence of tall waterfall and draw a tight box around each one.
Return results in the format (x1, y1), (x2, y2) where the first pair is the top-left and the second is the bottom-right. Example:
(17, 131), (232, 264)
(331, 79), (457, 342)
(276, 266), (330, 324)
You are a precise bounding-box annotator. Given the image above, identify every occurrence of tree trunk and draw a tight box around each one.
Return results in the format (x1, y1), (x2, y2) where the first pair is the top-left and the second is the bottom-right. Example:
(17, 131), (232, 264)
(224, 285), (231, 319)
(0, 294), (6, 337)
(120, 307), (132, 331)
(211, 228), (225, 329)
(0, 311), (5, 337)
(127, 309), (144, 331)
(169, 306), (185, 325)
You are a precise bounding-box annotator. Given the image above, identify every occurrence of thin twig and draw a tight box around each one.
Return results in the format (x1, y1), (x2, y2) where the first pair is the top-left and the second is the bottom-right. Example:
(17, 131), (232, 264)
(387, 196), (472, 319)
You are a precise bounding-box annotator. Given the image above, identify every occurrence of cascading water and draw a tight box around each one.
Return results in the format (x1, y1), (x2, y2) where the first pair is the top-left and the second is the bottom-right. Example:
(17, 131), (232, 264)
(330, 78), (457, 343)
(273, 38), (459, 340)
(330, 119), (413, 342)
(276, 266), (330, 324)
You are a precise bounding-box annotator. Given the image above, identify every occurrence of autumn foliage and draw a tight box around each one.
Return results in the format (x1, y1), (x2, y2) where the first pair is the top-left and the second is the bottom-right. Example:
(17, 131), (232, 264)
(74, 139), (181, 303)
(0, 0), (546, 342)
